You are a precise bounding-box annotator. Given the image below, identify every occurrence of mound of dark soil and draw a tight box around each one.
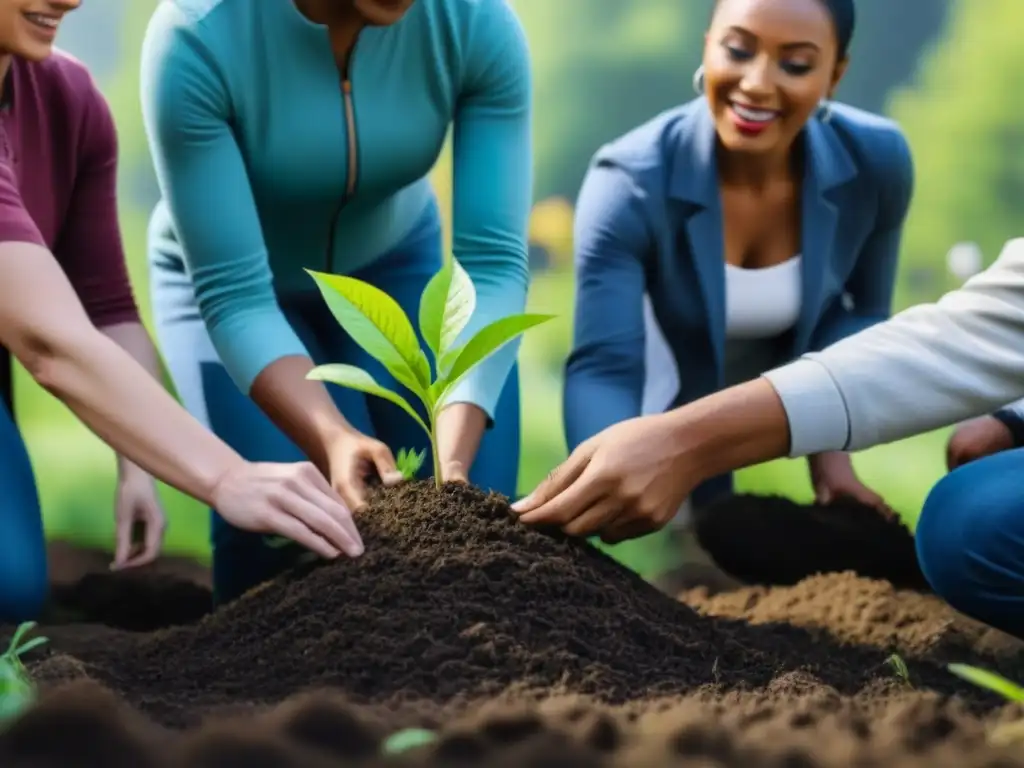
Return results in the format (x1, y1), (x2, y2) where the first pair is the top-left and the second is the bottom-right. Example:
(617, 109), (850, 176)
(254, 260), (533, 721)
(692, 494), (930, 590)
(21, 482), (1020, 732)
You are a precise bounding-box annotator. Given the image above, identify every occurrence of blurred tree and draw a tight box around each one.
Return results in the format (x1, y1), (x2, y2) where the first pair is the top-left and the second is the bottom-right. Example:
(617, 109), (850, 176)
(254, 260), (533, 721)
(886, 0), (1024, 308)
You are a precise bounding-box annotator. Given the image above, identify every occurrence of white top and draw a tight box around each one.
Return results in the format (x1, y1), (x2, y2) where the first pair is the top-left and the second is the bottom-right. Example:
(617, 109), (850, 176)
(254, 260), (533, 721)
(724, 257), (803, 340)
(640, 256), (803, 414)
(763, 237), (1024, 457)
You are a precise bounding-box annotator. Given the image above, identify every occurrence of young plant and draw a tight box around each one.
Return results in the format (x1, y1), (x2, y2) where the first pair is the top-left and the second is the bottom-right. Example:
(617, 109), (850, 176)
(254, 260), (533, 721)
(885, 653), (912, 686)
(305, 257), (555, 488)
(0, 621), (48, 723)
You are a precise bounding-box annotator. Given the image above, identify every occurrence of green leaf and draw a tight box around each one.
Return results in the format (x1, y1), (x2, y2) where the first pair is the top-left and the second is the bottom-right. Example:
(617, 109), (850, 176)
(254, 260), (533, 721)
(395, 447), (426, 480)
(382, 727), (437, 754)
(418, 258), (475, 364)
(13, 637), (47, 657)
(434, 314), (555, 409)
(307, 364), (430, 437)
(307, 270), (431, 395)
(948, 664), (1024, 702)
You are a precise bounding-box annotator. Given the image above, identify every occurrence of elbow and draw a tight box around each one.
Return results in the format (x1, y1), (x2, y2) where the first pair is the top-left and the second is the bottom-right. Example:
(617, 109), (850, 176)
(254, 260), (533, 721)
(13, 326), (95, 399)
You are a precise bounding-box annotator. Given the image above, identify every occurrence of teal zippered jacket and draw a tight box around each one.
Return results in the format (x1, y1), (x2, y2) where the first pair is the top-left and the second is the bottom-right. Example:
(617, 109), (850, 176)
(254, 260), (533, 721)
(139, 0), (533, 419)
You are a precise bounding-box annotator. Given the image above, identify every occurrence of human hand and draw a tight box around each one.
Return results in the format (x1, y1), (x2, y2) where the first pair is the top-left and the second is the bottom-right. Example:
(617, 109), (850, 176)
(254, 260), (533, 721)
(512, 414), (695, 543)
(808, 451), (891, 514)
(327, 429), (405, 511)
(946, 416), (1014, 471)
(434, 402), (486, 485)
(212, 461), (364, 558)
(111, 463), (167, 570)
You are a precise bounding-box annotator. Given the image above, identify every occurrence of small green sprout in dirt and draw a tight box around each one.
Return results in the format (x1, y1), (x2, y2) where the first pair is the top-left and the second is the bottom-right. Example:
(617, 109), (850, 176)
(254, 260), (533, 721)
(0, 621), (48, 723)
(395, 446), (426, 481)
(886, 653), (912, 686)
(948, 663), (1024, 702)
(382, 727), (437, 754)
(306, 257), (554, 488)
(948, 664), (1024, 745)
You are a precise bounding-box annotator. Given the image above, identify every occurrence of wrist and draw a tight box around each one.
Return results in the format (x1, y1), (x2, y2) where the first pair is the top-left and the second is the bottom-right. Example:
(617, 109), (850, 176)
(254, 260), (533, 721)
(435, 403), (486, 466)
(991, 409), (1024, 448)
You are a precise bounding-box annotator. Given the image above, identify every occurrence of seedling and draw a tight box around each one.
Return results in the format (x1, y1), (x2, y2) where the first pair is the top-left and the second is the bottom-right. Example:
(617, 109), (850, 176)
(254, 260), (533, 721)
(0, 621), (48, 723)
(305, 257), (555, 488)
(382, 727), (437, 754)
(885, 653), (911, 686)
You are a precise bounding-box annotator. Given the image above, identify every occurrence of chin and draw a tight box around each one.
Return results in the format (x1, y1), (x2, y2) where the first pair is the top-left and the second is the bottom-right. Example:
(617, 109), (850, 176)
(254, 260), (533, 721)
(13, 40), (55, 62)
(355, 0), (415, 25)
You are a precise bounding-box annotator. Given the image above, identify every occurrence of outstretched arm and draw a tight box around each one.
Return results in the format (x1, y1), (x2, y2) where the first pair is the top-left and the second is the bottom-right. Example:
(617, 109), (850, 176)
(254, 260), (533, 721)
(437, 0), (533, 477)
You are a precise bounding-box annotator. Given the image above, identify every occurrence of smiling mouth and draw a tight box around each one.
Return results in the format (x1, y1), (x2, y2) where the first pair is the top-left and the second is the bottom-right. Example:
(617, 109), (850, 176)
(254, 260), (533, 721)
(23, 12), (60, 31)
(730, 102), (781, 124)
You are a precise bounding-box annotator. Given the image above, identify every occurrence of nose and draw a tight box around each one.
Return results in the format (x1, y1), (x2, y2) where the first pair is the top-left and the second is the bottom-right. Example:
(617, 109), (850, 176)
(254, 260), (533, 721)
(737, 55), (775, 100)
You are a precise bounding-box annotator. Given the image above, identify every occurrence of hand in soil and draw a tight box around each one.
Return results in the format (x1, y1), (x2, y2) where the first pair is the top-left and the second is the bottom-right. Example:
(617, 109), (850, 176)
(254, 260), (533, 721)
(807, 451), (891, 516)
(111, 464), (167, 570)
(946, 416), (1014, 470)
(211, 461), (364, 558)
(513, 414), (692, 542)
(328, 429), (405, 510)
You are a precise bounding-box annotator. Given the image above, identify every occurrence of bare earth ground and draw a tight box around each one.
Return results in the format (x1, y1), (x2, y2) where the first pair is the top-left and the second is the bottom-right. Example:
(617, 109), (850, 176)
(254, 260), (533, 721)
(2, 484), (1023, 767)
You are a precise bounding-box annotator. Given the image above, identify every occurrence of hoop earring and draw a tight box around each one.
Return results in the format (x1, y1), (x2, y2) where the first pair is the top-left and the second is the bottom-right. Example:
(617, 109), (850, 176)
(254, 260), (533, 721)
(818, 98), (833, 123)
(692, 65), (705, 95)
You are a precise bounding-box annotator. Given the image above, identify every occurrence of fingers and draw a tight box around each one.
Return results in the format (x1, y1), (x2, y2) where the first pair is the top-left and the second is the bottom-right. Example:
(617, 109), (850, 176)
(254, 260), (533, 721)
(370, 443), (403, 486)
(516, 461), (605, 528)
(265, 513), (342, 560)
(561, 496), (622, 538)
(112, 510), (133, 570)
(442, 459), (469, 485)
(291, 464), (364, 554)
(512, 447), (591, 515)
(281, 488), (363, 557)
(128, 507), (166, 568)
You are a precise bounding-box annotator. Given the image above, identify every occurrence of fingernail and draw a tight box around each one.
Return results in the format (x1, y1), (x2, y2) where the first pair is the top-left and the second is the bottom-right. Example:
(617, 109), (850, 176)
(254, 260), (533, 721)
(511, 496), (531, 512)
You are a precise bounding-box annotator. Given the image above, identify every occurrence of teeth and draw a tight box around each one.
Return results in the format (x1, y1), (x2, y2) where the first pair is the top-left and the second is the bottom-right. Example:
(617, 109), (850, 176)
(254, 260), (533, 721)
(732, 104), (776, 123)
(26, 14), (59, 28)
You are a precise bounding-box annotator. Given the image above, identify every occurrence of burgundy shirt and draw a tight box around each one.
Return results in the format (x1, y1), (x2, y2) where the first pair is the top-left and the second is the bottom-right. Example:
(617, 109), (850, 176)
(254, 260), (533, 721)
(0, 50), (139, 327)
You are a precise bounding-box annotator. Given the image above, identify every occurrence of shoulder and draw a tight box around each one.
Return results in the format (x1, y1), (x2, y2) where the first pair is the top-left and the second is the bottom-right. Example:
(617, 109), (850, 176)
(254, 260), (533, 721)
(21, 50), (116, 149)
(825, 102), (913, 189)
(142, 0), (240, 58)
(591, 100), (704, 179)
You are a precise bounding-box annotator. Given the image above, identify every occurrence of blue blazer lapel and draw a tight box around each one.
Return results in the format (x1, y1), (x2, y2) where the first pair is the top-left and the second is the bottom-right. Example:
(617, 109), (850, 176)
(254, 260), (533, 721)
(669, 102), (726, 377)
(792, 117), (857, 353)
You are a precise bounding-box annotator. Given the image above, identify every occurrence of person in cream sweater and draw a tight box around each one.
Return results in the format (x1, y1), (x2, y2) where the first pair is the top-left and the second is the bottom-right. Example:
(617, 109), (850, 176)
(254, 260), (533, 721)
(514, 236), (1024, 641)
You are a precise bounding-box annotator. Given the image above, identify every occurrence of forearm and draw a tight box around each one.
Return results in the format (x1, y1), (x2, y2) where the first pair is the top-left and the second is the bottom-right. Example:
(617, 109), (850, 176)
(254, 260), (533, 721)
(99, 321), (166, 474)
(29, 329), (243, 505)
(664, 377), (791, 482)
(248, 354), (357, 474)
(435, 403), (486, 471)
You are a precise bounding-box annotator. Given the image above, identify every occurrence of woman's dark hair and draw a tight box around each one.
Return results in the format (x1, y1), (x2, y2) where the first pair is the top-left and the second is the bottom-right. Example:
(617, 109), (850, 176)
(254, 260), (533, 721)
(713, 0), (856, 59)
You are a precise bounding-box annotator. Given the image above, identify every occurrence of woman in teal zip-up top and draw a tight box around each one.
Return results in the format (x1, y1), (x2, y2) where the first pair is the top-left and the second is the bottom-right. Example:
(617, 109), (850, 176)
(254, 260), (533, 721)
(140, 0), (532, 604)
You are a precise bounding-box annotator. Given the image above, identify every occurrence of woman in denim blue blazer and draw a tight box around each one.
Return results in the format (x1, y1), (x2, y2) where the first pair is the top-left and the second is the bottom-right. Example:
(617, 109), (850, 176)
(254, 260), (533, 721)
(560, 0), (913, 563)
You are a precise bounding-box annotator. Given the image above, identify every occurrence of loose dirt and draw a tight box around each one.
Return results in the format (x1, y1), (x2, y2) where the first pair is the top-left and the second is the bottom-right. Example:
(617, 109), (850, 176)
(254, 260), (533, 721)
(2, 483), (1023, 767)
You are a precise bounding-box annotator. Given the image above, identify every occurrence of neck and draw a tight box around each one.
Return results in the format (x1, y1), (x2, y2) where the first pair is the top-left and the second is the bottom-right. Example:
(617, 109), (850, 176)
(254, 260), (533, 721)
(716, 140), (799, 191)
(293, 0), (364, 69)
(0, 53), (11, 100)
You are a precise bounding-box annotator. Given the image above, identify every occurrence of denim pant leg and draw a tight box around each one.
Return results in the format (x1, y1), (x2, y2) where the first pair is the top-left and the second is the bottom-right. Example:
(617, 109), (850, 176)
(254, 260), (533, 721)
(915, 448), (1024, 639)
(0, 399), (48, 622)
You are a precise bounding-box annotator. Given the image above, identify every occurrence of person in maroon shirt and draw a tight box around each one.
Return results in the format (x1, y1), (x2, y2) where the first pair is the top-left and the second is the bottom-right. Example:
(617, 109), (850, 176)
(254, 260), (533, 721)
(0, 0), (367, 622)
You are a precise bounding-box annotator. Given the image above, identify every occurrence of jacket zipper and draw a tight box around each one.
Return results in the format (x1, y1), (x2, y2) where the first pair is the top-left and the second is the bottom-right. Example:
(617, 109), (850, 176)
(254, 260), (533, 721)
(325, 55), (360, 273)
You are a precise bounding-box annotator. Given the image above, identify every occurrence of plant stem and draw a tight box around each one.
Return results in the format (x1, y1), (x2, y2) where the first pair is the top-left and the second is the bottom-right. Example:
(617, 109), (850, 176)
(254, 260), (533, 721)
(429, 428), (442, 489)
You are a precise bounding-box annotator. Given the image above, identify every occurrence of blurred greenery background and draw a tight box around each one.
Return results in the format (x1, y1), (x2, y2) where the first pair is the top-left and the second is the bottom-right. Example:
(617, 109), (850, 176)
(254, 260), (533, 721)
(24, 0), (1017, 575)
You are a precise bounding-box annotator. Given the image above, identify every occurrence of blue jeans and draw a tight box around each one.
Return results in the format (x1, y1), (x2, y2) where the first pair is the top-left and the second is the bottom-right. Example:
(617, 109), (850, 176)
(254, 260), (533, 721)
(0, 392), (49, 622)
(149, 202), (521, 606)
(915, 448), (1024, 639)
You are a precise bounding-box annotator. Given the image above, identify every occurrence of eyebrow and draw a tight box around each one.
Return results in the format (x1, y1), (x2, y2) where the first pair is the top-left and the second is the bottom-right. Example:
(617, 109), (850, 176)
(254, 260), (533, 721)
(725, 25), (822, 51)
